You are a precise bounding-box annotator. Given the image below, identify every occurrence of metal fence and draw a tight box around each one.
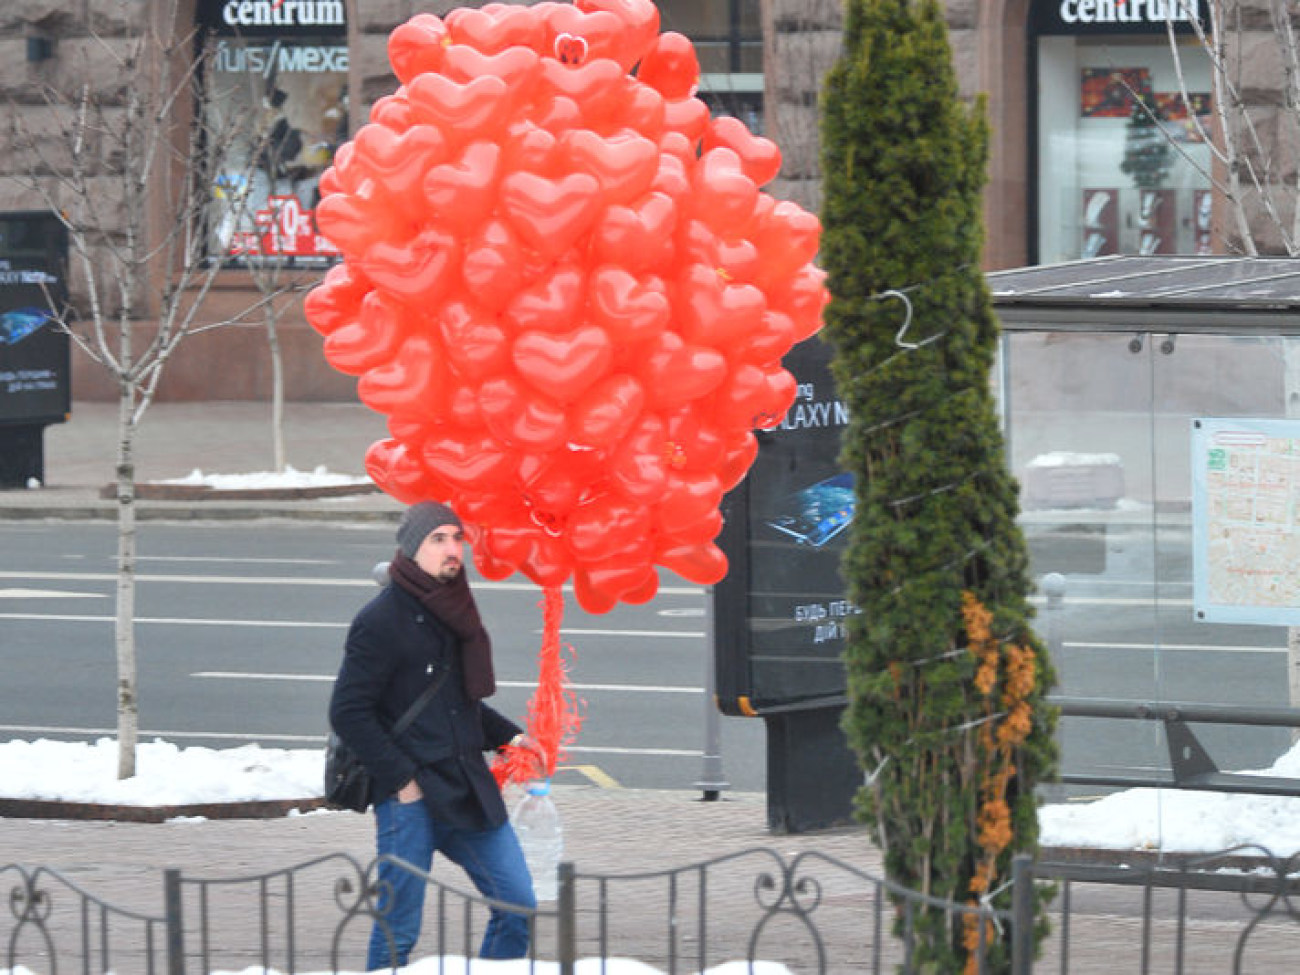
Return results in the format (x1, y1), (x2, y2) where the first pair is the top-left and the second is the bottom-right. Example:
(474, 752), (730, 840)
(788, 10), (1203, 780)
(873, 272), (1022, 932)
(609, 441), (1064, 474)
(4, 845), (1298, 975)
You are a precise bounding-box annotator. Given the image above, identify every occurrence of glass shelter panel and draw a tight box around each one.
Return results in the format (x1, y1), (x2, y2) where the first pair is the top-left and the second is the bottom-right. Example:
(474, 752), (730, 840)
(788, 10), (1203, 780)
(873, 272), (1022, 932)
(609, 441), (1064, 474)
(1004, 330), (1294, 816)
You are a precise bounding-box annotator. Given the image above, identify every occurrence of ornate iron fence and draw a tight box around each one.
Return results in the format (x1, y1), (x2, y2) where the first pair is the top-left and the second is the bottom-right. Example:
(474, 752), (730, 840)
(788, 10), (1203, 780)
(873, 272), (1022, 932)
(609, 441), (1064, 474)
(5, 845), (1299, 974)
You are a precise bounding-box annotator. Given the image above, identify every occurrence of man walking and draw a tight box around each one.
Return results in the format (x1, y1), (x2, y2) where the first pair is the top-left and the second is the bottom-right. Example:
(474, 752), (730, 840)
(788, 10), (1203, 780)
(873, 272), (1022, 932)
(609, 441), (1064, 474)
(330, 501), (540, 969)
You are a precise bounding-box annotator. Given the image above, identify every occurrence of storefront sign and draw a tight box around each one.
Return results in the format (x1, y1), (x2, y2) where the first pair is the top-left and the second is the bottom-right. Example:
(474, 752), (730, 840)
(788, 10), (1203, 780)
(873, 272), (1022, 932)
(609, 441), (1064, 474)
(220, 1), (343, 30)
(1039, 0), (1202, 34)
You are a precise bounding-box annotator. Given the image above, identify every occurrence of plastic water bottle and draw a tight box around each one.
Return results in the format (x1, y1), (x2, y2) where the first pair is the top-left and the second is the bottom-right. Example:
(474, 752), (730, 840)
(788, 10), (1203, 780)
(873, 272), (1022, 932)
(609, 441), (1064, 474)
(511, 779), (564, 901)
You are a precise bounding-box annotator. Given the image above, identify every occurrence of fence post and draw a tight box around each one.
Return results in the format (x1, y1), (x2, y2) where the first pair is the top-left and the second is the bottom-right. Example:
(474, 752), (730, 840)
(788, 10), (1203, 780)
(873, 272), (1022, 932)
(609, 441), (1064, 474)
(164, 869), (185, 975)
(1010, 854), (1033, 975)
(557, 861), (576, 975)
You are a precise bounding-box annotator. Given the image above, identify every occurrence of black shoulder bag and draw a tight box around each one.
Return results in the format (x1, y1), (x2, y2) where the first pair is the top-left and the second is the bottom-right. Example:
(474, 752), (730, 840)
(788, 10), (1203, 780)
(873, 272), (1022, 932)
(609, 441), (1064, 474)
(324, 668), (449, 812)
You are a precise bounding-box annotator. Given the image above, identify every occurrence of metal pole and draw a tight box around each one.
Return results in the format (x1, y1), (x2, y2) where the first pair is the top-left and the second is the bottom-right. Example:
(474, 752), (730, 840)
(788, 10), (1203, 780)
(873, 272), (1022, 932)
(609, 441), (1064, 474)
(164, 868), (185, 975)
(1010, 854), (1034, 975)
(557, 862), (576, 975)
(696, 587), (729, 800)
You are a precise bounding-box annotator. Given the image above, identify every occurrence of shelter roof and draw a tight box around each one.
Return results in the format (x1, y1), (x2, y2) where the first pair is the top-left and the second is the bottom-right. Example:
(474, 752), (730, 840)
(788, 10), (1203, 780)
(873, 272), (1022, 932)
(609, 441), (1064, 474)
(987, 255), (1300, 333)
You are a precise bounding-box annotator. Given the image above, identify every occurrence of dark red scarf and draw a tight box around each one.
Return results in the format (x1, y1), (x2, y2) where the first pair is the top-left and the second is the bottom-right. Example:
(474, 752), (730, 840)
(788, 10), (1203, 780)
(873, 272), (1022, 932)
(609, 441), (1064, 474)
(389, 550), (496, 701)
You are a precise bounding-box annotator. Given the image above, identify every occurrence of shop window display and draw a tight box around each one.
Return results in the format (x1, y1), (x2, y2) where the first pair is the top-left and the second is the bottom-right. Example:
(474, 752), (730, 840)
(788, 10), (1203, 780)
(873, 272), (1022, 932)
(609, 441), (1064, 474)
(202, 25), (348, 265)
(1037, 37), (1211, 263)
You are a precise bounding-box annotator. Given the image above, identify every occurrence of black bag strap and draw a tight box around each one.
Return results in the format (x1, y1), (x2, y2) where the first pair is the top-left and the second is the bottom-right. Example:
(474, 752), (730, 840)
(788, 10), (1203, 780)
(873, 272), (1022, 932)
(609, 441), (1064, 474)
(391, 666), (450, 738)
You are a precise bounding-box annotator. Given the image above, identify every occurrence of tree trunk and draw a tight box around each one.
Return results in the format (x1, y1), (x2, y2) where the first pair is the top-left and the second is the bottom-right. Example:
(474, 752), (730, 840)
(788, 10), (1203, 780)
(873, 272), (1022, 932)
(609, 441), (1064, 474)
(114, 382), (139, 780)
(266, 304), (285, 471)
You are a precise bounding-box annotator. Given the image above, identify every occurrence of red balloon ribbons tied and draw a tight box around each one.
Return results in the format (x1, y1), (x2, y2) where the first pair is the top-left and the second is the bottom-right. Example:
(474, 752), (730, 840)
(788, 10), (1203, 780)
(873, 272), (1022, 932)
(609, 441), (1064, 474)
(492, 585), (583, 787)
(306, 0), (829, 614)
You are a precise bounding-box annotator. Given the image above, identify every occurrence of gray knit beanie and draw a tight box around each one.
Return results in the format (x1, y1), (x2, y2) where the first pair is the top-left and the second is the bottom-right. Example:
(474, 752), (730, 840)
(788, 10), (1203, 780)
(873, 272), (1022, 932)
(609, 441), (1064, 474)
(397, 501), (463, 558)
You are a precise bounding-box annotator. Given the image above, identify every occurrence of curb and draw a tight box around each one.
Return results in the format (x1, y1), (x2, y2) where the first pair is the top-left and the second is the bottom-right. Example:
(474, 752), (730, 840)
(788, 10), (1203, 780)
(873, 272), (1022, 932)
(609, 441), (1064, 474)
(0, 797), (334, 822)
(97, 483), (381, 502)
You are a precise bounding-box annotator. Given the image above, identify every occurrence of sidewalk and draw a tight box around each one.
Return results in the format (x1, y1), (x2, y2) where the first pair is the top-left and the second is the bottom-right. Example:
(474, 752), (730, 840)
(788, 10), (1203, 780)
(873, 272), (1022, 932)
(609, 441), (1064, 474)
(0, 400), (403, 521)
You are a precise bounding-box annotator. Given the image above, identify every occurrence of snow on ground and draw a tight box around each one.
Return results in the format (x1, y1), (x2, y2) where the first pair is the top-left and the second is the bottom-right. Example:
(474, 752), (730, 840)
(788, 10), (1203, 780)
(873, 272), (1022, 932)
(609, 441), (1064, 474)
(157, 467), (371, 490)
(4, 737), (1300, 854)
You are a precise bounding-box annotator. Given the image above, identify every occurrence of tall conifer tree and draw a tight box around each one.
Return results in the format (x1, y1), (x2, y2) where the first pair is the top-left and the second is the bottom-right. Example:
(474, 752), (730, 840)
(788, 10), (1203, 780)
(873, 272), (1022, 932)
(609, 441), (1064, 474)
(819, 1), (1057, 969)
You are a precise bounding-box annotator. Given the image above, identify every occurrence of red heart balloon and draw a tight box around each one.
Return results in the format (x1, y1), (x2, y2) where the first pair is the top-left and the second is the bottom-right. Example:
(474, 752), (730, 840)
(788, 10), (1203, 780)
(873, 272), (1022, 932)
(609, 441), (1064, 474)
(521, 449), (607, 519)
(315, 191), (401, 255)
(439, 299), (510, 382)
(387, 13), (448, 85)
(424, 141), (501, 234)
(663, 407), (725, 472)
(654, 540), (728, 585)
(655, 470), (722, 532)
(358, 332), (446, 416)
(692, 148), (759, 234)
(650, 148), (691, 202)
(559, 130), (658, 204)
(503, 124), (560, 174)
(513, 325), (613, 402)
(608, 415), (668, 502)
(357, 228), (460, 302)
(678, 220), (761, 283)
(662, 96), (710, 143)
(442, 43), (541, 91)
(711, 363), (797, 431)
(500, 171), (602, 261)
(323, 291), (407, 375)
(619, 82), (667, 139)
(370, 94), (415, 131)
(703, 115), (782, 187)
(752, 200), (824, 290)
(741, 309), (798, 364)
(364, 439), (433, 504)
(591, 192), (677, 272)
(659, 508), (723, 545)
(408, 72), (513, 139)
(637, 31), (698, 100)
(565, 495), (652, 562)
(353, 123), (448, 203)
(574, 558), (657, 614)
(538, 58), (626, 124)
(460, 219), (526, 309)
(588, 267), (670, 346)
(568, 373), (646, 448)
(503, 263), (587, 334)
(576, 0), (660, 67)
(423, 430), (515, 488)
(640, 332), (727, 409)
(676, 263), (766, 349)
(532, 94), (584, 134)
(479, 375), (569, 450)
(304, 263), (369, 337)
(544, 5), (624, 65)
(317, 163), (343, 198)
(445, 3), (545, 53)
(719, 431), (758, 490)
(443, 385), (484, 430)
(770, 264), (830, 343)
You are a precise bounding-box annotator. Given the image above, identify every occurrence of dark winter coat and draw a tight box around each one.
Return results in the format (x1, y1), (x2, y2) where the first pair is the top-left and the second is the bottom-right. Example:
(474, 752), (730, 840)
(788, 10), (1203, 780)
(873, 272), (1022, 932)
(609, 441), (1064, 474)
(328, 583), (521, 830)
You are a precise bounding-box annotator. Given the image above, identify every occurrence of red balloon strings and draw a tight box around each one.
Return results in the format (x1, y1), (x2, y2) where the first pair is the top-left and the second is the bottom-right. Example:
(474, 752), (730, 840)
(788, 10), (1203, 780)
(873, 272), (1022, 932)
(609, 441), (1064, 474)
(493, 584), (583, 787)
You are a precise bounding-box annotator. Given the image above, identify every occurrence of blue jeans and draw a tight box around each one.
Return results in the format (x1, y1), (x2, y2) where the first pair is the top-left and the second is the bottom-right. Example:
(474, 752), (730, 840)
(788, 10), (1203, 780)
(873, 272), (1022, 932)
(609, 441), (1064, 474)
(366, 796), (536, 970)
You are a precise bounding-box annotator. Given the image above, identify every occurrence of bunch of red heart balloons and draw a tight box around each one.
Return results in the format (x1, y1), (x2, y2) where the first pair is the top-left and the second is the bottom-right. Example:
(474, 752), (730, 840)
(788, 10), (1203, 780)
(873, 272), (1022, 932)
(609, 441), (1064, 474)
(306, 0), (827, 614)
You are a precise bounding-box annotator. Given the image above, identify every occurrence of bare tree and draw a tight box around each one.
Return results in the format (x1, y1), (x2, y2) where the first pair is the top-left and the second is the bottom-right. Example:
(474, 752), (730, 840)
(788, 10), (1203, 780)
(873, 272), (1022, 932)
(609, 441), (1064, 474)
(5, 0), (283, 778)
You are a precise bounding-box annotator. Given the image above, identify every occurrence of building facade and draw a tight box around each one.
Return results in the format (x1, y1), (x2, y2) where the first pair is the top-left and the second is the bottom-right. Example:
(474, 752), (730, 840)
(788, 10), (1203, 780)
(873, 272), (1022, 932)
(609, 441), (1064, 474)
(0, 0), (1280, 401)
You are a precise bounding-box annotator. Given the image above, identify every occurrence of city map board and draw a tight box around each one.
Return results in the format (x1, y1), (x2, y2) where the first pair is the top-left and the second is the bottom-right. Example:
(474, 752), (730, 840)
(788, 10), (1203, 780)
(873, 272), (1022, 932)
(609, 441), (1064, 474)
(1192, 417), (1300, 625)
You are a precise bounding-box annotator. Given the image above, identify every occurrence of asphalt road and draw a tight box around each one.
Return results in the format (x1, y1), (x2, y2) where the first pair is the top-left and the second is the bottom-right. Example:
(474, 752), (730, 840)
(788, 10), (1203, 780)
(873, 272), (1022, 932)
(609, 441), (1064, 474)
(3, 516), (1296, 801)
(0, 521), (768, 794)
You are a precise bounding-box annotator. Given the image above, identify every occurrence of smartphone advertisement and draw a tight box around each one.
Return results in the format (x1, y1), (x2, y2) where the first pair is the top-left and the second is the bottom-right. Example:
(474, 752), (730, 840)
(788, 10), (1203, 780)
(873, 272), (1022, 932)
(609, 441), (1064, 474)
(714, 337), (858, 715)
(0, 214), (69, 427)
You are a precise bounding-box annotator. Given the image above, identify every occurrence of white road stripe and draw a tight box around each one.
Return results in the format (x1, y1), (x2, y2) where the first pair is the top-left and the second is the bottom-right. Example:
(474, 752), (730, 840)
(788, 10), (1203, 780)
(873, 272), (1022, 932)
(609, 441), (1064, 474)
(0, 724), (699, 757)
(0, 588), (104, 599)
(559, 628), (704, 639)
(1064, 641), (1285, 655)
(1030, 594), (1194, 607)
(0, 613), (344, 628)
(191, 671), (703, 693)
(0, 570), (703, 595)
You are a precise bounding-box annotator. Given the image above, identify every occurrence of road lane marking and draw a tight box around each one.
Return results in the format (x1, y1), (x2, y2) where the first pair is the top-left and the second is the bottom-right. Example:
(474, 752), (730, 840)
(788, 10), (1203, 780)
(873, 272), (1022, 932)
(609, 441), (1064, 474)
(0, 570), (703, 595)
(133, 556), (338, 565)
(558, 628), (704, 638)
(1030, 595), (1193, 607)
(1064, 641), (1285, 655)
(0, 613), (344, 628)
(561, 764), (621, 788)
(0, 724), (703, 758)
(191, 671), (704, 693)
(0, 588), (105, 599)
